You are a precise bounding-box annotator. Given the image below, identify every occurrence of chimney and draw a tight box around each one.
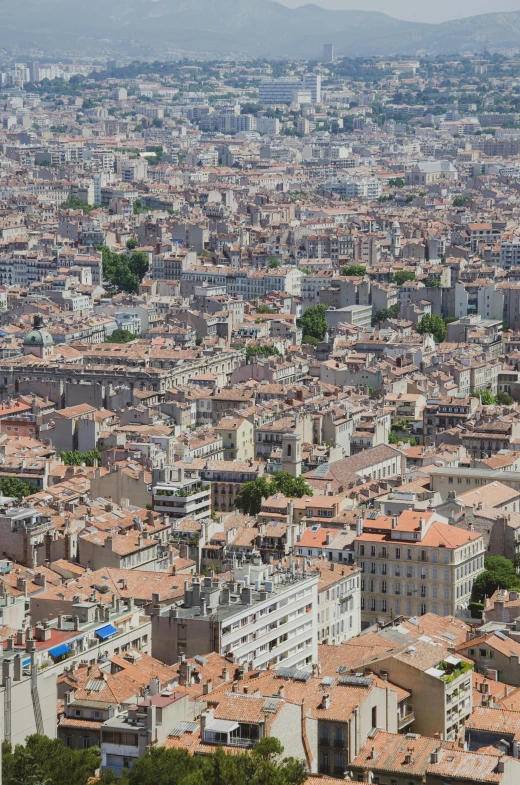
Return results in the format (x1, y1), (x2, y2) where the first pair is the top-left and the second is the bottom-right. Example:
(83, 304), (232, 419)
(392, 516), (398, 529)
(356, 517), (364, 536)
(222, 668), (230, 681)
(325, 532), (333, 545)
(200, 597), (207, 616)
(321, 692), (331, 710)
(203, 680), (213, 695)
(278, 685), (285, 698)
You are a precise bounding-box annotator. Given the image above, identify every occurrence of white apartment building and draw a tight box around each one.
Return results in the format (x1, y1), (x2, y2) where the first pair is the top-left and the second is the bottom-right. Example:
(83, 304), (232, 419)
(152, 477), (211, 521)
(354, 510), (485, 628)
(151, 563), (319, 670)
(259, 74), (321, 105)
(314, 561), (361, 645)
(325, 177), (382, 200)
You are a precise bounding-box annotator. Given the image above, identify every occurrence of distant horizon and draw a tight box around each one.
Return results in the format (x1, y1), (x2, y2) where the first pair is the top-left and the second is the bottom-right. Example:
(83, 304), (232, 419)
(276, 0), (520, 24)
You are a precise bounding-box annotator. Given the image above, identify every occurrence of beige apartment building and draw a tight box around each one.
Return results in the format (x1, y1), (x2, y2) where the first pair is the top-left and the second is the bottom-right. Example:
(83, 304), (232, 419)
(372, 640), (473, 740)
(354, 510), (485, 627)
(215, 415), (254, 461)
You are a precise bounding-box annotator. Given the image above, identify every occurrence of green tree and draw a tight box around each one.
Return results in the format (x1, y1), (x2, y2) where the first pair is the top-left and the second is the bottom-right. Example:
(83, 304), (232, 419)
(234, 476), (273, 516)
(245, 345), (281, 363)
(126, 238), (138, 250)
(471, 390), (496, 405)
(60, 450), (102, 467)
(270, 472), (313, 499)
(472, 556), (520, 602)
(388, 177), (405, 187)
(60, 195), (98, 214)
(268, 258), (281, 268)
(0, 477), (39, 498)
(256, 305), (275, 314)
(253, 738), (284, 761)
(393, 271), (416, 286)
(298, 305), (328, 342)
(496, 391), (515, 405)
(372, 305), (399, 326)
(417, 314), (446, 343)
(234, 473), (312, 516)
(105, 329), (137, 343)
(453, 196), (469, 207)
(342, 265), (366, 276)
(424, 278), (441, 288)
(3, 736), (100, 785)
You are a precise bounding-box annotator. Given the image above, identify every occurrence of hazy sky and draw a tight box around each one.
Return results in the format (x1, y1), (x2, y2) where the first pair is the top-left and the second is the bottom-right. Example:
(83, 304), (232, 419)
(278, 0), (520, 23)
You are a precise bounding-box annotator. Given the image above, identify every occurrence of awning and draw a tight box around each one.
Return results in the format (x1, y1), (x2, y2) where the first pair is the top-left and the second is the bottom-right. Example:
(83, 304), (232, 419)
(205, 719), (239, 734)
(95, 624), (118, 640)
(49, 643), (72, 658)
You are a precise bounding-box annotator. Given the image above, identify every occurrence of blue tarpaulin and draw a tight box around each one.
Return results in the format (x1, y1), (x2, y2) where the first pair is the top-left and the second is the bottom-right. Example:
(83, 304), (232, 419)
(95, 624), (118, 640)
(49, 643), (72, 658)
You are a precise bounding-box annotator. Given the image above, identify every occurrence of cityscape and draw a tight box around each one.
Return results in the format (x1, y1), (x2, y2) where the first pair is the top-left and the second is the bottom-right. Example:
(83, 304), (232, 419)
(4, 7), (520, 785)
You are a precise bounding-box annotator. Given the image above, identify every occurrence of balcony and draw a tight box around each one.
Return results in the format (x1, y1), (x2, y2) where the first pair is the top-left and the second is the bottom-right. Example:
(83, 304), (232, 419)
(398, 707), (415, 729)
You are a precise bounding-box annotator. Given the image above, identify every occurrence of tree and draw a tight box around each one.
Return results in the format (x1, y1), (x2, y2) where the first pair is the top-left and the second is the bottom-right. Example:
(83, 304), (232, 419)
(100, 246), (148, 294)
(60, 449), (102, 467)
(60, 195), (98, 214)
(256, 305), (275, 314)
(496, 391), (514, 405)
(234, 473), (312, 516)
(105, 329), (137, 343)
(268, 258), (281, 268)
(388, 177), (405, 187)
(3, 736), (100, 785)
(424, 278), (441, 288)
(270, 472), (313, 498)
(372, 304), (400, 327)
(417, 314), (446, 343)
(253, 738), (284, 761)
(234, 476), (272, 516)
(126, 238), (138, 250)
(453, 196), (469, 207)
(472, 556), (520, 602)
(342, 265), (366, 276)
(0, 477), (39, 498)
(245, 345), (281, 363)
(471, 390), (496, 405)
(298, 305), (328, 342)
(393, 271), (416, 286)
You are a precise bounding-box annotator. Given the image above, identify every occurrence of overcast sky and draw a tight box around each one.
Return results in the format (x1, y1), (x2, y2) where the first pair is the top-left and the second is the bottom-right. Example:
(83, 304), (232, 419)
(277, 0), (520, 23)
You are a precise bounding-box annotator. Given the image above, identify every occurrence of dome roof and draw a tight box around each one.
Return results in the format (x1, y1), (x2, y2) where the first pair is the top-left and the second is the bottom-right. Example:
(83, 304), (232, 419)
(24, 315), (54, 347)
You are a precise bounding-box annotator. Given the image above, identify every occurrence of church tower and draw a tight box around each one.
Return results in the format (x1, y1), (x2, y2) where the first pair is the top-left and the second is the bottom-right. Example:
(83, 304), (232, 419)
(281, 432), (302, 478)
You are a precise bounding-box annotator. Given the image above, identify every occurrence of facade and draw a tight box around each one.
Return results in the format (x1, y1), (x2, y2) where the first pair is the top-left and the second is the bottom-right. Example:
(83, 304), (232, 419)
(354, 510), (485, 627)
(151, 563), (319, 670)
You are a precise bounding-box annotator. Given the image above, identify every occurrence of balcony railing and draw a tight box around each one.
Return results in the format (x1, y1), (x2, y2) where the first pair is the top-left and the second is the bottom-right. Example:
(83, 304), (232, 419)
(398, 708), (415, 729)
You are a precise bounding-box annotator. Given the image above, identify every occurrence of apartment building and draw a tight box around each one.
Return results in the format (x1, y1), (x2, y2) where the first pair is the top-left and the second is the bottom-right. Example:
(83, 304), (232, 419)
(354, 510), (485, 627)
(152, 476), (212, 521)
(151, 562), (319, 670)
(259, 74), (321, 105)
(313, 561), (361, 645)
(372, 640), (474, 740)
(214, 416), (254, 461)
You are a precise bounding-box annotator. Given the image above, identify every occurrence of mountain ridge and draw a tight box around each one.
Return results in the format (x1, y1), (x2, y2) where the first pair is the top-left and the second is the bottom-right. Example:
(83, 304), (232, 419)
(3, 0), (520, 57)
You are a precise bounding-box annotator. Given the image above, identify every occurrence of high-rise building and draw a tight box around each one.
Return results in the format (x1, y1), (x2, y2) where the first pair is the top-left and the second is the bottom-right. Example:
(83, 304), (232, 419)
(323, 43), (335, 62)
